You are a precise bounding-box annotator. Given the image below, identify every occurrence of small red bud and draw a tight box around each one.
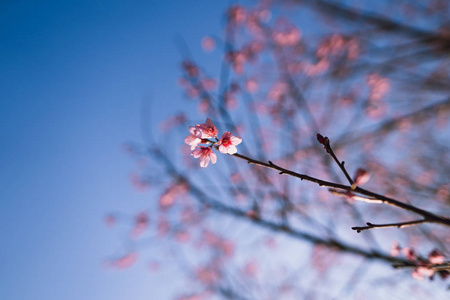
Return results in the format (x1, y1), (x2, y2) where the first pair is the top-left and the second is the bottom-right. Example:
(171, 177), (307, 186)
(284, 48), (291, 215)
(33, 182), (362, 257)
(316, 133), (325, 144)
(353, 168), (370, 186)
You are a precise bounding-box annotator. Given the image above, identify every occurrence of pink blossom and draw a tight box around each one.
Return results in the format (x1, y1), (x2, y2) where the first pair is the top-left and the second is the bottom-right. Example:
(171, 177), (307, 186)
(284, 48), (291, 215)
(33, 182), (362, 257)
(129, 173), (150, 191)
(428, 249), (445, 264)
(184, 126), (202, 150)
(412, 266), (434, 280)
(245, 78), (258, 93)
(195, 118), (219, 139)
(243, 261), (258, 276)
(131, 212), (149, 237)
(390, 241), (401, 257)
(217, 131), (242, 154)
(402, 247), (417, 261)
(107, 252), (137, 269)
(196, 266), (220, 284)
(182, 60), (199, 77)
(201, 36), (216, 52)
(227, 5), (246, 24)
(104, 214), (116, 227)
(192, 146), (217, 168)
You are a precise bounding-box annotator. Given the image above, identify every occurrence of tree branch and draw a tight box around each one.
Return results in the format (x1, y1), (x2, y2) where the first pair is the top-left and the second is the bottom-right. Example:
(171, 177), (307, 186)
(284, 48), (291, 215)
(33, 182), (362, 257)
(351, 219), (426, 233)
(231, 152), (450, 227)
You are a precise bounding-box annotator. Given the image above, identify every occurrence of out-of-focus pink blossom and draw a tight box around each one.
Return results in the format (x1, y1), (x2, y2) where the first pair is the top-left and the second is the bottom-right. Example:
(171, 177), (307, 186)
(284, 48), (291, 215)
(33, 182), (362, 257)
(182, 60), (199, 77)
(129, 173), (150, 191)
(245, 78), (258, 93)
(390, 241), (401, 257)
(365, 101), (388, 119)
(305, 59), (330, 76)
(428, 249), (445, 264)
(131, 212), (149, 237)
(192, 146), (217, 168)
(201, 36), (216, 52)
(353, 168), (370, 186)
(366, 73), (390, 102)
(217, 132), (242, 154)
(268, 82), (288, 102)
(175, 230), (191, 243)
(198, 97), (211, 114)
(246, 210), (259, 219)
(157, 217), (170, 236)
(227, 5), (246, 24)
(200, 78), (217, 91)
(224, 91), (238, 110)
(107, 252), (137, 269)
(184, 126), (202, 150)
(412, 266), (434, 280)
(273, 27), (301, 46)
(159, 194), (175, 208)
(402, 247), (417, 261)
(221, 239), (234, 258)
(264, 237), (277, 249)
(243, 261), (258, 277)
(104, 214), (116, 227)
(195, 118), (219, 139)
(196, 266), (221, 285)
(226, 50), (246, 74)
(147, 261), (160, 272)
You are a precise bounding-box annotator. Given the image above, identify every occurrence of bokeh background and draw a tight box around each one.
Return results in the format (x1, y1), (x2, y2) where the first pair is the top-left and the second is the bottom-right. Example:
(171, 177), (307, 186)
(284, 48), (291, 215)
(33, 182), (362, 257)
(2, 1), (450, 299)
(0, 1), (228, 299)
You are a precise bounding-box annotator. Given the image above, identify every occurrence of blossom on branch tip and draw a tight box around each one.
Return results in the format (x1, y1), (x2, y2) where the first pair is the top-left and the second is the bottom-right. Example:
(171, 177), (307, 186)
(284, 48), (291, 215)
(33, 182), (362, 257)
(217, 131), (242, 154)
(195, 118), (219, 139)
(192, 146), (217, 168)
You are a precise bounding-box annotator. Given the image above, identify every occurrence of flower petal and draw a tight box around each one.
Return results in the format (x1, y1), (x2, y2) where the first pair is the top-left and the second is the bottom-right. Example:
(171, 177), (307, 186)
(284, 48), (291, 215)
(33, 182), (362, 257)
(210, 152), (217, 164)
(227, 145), (237, 154)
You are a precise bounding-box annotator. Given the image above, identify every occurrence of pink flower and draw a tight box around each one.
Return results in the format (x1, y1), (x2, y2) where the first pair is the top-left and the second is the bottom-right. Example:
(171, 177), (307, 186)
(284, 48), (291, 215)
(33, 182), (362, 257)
(107, 252), (137, 269)
(428, 249), (445, 264)
(184, 126), (202, 150)
(201, 36), (216, 52)
(217, 131), (242, 154)
(412, 266), (434, 280)
(390, 241), (401, 257)
(195, 118), (218, 139)
(192, 146), (217, 168)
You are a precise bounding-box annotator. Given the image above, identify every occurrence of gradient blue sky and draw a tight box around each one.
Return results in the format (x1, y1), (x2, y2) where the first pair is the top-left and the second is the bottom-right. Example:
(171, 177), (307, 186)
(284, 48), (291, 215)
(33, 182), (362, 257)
(0, 1), (229, 299)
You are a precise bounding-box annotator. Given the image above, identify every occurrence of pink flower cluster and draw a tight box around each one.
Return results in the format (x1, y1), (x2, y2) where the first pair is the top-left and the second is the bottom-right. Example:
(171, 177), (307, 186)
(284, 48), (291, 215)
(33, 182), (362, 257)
(184, 118), (242, 168)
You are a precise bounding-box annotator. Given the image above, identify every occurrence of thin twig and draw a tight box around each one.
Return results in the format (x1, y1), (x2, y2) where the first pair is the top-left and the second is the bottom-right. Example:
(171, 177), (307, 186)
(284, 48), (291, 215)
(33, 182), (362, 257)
(317, 134), (354, 185)
(328, 189), (383, 204)
(352, 219), (426, 233)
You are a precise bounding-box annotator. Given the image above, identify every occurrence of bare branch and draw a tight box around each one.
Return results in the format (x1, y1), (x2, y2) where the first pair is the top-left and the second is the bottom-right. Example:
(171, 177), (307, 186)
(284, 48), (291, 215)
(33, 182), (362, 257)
(352, 220), (426, 233)
(232, 152), (450, 227)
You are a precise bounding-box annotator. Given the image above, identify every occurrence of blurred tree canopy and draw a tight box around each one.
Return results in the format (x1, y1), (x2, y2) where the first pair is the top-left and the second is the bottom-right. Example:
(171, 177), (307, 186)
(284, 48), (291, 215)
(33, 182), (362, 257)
(107, 1), (450, 299)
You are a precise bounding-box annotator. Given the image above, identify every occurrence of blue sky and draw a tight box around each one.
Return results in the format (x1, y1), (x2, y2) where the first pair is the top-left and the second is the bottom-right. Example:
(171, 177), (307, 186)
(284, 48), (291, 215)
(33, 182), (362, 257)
(0, 1), (229, 299)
